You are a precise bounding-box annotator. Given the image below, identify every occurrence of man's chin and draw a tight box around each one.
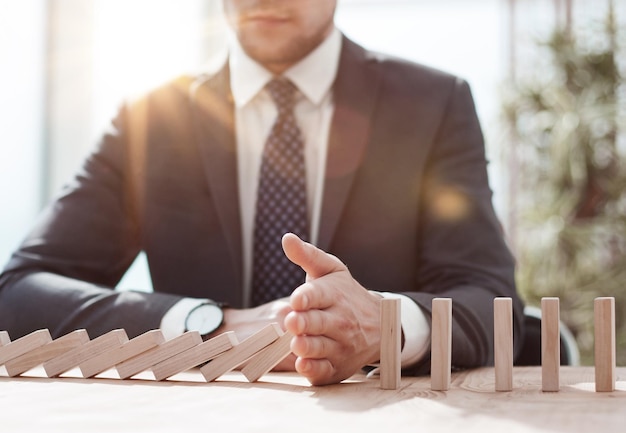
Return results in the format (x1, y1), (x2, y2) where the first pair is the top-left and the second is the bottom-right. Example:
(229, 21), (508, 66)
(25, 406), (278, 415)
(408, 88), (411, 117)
(239, 39), (308, 72)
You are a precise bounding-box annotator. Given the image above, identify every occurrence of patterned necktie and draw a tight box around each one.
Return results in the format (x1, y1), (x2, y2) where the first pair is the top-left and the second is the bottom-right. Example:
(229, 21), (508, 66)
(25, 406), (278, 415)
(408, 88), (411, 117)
(251, 78), (309, 307)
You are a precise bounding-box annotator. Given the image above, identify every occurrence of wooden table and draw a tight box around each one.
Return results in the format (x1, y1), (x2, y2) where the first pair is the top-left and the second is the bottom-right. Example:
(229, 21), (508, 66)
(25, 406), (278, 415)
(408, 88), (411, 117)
(1, 366), (624, 432)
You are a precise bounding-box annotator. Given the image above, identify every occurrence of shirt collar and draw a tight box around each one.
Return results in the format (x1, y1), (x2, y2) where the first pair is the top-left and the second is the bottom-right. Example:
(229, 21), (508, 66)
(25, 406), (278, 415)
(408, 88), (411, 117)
(229, 27), (342, 107)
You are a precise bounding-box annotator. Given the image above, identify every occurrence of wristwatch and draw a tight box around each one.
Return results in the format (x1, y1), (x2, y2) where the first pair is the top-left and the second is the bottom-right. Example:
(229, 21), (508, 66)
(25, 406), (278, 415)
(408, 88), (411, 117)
(184, 302), (225, 340)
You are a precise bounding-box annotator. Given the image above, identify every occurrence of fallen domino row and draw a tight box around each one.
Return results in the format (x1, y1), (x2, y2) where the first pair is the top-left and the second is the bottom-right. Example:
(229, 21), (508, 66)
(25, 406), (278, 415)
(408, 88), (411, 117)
(0, 323), (293, 383)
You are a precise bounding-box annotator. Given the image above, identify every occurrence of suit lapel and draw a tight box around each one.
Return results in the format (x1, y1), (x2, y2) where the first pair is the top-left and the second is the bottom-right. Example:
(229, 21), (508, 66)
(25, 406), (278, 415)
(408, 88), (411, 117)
(317, 37), (382, 251)
(189, 67), (244, 298)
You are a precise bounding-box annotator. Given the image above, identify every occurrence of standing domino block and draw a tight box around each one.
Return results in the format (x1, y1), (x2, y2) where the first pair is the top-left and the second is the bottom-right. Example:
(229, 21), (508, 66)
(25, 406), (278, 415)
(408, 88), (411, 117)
(200, 323), (281, 382)
(0, 330), (10, 373)
(0, 331), (10, 346)
(242, 331), (294, 382)
(594, 297), (616, 392)
(494, 297), (513, 392)
(116, 331), (202, 380)
(541, 297), (560, 392)
(79, 330), (166, 378)
(380, 298), (401, 390)
(5, 330), (89, 377)
(152, 331), (238, 381)
(431, 298), (452, 391)
(44, 329), (128, 378)
(0, 329), (52, 366)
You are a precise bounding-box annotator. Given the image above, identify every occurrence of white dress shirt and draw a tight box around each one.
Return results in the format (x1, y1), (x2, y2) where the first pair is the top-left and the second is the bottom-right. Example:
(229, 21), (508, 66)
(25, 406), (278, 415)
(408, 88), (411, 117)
(161, 28), (430, 368)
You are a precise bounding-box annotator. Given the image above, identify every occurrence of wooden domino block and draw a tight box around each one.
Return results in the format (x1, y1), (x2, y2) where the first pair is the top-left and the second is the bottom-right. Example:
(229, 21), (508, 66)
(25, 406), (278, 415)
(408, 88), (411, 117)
(43, 329), (128, 377)
(5, 330), (89, 377)
(200, 323), (281, 382)
(241, 331), (293, 382)
(0, 331), (10, 346)
(116, 331), (202, 380)
(594, 297), (616, 392)
(380, 298), (401, 390)
(0, 329), (52, 366)
(152, 331), (238, 381)
(541, 297), (560, 392)
(494, 297), (513, 392)
(79, 330), (166, 378)
(431, 298), (452, 391)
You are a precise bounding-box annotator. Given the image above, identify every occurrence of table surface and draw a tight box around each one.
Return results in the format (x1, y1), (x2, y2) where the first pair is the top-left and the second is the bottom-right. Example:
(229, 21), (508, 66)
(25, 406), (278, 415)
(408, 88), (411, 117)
(1, 366), (624, 433)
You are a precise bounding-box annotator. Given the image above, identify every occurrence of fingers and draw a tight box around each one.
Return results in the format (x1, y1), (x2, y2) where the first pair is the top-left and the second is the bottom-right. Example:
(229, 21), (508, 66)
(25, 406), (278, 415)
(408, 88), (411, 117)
(289, 281), (337, 311)
(294, 357), (336, 386)
(282, 233), (345, 279)
(290, 334), (343, 385)
(284, 309), (330, 335)
(291, 334), (339, 359)
(291, 335), (340, 386)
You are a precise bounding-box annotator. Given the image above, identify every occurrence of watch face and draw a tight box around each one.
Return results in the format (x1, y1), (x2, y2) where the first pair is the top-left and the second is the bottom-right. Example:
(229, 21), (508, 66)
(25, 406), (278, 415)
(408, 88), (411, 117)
(186, 303), (224, 335)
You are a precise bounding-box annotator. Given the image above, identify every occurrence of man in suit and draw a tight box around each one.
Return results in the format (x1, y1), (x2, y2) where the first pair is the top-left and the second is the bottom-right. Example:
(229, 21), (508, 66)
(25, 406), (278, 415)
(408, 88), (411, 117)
(0, 0), (524, 385)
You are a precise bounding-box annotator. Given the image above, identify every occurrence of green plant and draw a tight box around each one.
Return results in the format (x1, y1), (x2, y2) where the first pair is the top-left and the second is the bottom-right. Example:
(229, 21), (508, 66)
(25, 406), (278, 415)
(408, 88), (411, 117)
(504, 4), (626, 365)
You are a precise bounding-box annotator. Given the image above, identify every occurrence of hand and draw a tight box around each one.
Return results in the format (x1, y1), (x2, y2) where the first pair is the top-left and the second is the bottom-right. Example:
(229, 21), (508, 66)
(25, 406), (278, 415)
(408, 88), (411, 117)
(282, 233), (382, 385)
(213, 298), (297, 371)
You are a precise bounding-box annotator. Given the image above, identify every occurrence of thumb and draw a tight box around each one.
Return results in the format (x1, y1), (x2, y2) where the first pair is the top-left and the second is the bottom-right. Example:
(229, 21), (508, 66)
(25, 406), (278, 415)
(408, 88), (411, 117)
(282, 233), (345, 279)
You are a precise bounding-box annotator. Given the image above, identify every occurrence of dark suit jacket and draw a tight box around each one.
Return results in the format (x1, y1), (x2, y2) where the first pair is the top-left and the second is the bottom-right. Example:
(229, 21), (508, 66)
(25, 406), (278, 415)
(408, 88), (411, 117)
(0, 36), (524, 374)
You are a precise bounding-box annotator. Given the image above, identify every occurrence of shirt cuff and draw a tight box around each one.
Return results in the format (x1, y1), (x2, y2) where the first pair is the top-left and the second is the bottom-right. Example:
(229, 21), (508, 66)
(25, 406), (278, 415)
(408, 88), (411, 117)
(378, 292), (431, 368)
(159, 298), (208, 340)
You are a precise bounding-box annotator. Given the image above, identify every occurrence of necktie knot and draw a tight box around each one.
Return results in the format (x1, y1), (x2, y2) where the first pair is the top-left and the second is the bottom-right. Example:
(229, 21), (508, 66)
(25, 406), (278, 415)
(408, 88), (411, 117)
(266, 78), (297, 116)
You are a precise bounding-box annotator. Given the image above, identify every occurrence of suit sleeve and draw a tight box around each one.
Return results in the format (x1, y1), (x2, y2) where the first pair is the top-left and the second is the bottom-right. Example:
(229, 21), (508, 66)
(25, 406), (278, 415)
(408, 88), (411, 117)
(0, 101), (183, 339)
(402, 78), (524, 374)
